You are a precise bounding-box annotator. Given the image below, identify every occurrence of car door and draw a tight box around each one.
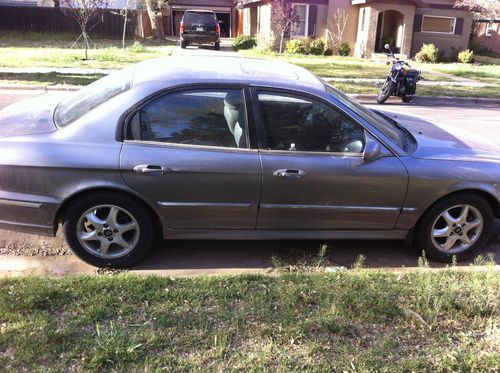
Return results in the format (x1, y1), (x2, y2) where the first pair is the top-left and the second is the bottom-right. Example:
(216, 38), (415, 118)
(253, 88), (408, 230)
(120, 86), (262, 230)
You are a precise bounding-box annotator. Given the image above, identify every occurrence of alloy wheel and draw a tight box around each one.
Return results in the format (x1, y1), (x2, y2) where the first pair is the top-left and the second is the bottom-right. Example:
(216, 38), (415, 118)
(431, 204), (483, 254)
(76, 204), (140, 259)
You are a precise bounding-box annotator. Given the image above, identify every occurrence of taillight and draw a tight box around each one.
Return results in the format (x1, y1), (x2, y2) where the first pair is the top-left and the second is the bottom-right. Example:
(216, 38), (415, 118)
(216, 22), (220, 34)
(180, 21), (184, 33)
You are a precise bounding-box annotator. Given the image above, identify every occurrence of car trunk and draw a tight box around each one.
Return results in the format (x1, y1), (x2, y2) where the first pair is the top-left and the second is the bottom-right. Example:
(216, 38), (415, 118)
(183, 12), (217, 34)
(0, 93), (64, 138)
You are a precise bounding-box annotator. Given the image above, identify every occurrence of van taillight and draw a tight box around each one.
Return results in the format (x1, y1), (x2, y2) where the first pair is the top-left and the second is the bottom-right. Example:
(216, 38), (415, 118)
(180, 21), (184, 33)
(216, 23), (220, 34)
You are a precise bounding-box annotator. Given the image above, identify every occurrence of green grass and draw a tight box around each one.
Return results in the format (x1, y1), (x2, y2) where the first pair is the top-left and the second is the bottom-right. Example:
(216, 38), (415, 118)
(0, 72), (104, 86)
(240, 49), (450, 81)
(1, 269), (498, 372)
(0, 32), (175, 69)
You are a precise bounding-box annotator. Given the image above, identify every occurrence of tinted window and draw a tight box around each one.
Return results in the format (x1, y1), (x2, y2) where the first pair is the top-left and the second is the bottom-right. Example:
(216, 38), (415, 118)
(183, 12), (216, 24)
(257, 92), (365, 153)
(129, 89), (248, 149)
(325, 83), (416, 153)
(54, 68), (132, 127)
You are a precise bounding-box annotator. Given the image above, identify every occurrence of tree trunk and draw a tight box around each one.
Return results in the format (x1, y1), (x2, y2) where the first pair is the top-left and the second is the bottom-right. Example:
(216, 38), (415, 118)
(279, 31), (284, 53)
(146, 5), (164, 39)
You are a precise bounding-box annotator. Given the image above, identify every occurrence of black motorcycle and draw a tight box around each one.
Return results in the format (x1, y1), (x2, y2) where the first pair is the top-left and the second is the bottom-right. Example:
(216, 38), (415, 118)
(377, 44), (422, 104)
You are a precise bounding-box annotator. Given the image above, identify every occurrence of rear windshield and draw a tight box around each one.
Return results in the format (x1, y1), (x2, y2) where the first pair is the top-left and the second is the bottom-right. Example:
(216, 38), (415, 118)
(54, 68), (132, 128)
(183, 11), (216, 24)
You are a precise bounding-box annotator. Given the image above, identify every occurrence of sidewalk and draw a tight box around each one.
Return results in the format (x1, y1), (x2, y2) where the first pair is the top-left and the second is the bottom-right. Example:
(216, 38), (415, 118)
(0, 67), (489, 87)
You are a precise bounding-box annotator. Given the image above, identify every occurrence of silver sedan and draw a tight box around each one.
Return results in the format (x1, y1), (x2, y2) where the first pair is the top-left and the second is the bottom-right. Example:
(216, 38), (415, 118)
(0, 56), (498, 267)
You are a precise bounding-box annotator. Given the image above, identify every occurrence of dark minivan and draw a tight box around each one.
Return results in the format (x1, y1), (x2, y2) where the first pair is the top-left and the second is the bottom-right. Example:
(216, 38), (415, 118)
(180, 10), (220, 50)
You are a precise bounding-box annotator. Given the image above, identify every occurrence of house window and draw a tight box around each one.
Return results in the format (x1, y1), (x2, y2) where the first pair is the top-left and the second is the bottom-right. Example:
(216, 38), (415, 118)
(291, 4), (309, 37)
(485, 22), (497, 36)
(421, 15), (456, 34)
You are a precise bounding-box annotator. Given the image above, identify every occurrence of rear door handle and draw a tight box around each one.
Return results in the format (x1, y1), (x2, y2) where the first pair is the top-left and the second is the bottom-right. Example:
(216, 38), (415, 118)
(273, 169), (307, 180)
(133, 164), (168, 175)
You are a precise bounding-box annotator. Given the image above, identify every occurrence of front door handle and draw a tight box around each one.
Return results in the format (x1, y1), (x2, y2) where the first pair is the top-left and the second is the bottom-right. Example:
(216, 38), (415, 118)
(133, 164), (168, 175)
(273, 169), (307, 180)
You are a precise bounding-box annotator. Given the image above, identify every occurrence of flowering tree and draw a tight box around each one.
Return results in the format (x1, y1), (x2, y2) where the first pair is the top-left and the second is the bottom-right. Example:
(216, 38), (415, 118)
(454, 0), (500, 19)
(271, 0), (299, 53)
(61, 0), (108, 59)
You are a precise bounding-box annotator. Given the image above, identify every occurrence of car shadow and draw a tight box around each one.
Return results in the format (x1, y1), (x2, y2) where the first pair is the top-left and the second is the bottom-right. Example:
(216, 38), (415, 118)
(132, 235), (500, 271)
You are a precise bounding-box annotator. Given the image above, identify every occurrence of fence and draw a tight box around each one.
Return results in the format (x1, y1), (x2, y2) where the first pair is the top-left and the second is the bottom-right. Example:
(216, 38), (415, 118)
(0, 6), (145, 38)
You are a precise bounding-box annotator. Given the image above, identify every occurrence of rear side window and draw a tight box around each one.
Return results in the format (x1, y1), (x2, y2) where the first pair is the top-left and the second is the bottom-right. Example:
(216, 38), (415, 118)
(183, 12), (216, 24)
(128, 89), (249, 149)
(54, 68), (132, 127)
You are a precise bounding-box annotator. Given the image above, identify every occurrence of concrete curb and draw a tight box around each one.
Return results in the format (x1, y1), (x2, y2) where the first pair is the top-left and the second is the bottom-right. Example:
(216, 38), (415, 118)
(0, 255), (498, 278)
(350, 94), (500, 106)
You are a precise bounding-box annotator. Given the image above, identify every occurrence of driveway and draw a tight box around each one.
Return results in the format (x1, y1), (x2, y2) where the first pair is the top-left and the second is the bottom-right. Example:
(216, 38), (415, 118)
(0, 89), (499, 275)
(171, 38), (239, 57)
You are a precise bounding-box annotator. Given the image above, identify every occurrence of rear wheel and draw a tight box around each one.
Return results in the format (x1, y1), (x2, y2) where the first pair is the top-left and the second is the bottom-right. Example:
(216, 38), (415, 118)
(63, 193), (155, 268)
(181, 40), (187, 49)
(402, 95), (413, 103)
(377, 80), (395, 104)
(214, 41), (220, 50)
(415, 193), (494, 262)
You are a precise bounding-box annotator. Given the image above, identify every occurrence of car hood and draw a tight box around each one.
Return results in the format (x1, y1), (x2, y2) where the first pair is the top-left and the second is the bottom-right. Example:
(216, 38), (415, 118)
(0, 93), (64, 138)
(379, 110), (500, 164)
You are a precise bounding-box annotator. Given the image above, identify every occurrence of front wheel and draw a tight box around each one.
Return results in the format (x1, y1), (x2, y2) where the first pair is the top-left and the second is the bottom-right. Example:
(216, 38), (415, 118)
(402, 95), (413, 103)
(377, 80), (395, 104)
(415, 193), (494, 262)
(63, 193), (155, 268)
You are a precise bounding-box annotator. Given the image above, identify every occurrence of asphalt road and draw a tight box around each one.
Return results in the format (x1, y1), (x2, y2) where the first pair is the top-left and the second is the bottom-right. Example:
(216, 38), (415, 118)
(0, 89), (499, 273)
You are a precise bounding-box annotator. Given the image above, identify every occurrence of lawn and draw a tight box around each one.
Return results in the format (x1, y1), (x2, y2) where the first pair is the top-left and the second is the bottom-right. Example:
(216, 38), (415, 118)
(0, 268), (498, 372)
(0, 32), (175, 69)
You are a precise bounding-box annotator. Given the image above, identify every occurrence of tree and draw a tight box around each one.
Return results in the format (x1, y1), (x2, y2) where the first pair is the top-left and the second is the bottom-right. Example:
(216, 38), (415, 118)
(326, 8), (349, 52)
(271, 0), (299, 53)
(61, 0), (107, 59)
(454, 0), (500, 19)
(144, 0), (167, 39)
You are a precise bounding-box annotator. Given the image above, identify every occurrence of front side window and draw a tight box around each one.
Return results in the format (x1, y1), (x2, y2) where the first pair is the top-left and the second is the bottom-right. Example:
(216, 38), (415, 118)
(128, 89), (249, 149)
(421, 16), (456, 34)
(257, 91), (365, 154)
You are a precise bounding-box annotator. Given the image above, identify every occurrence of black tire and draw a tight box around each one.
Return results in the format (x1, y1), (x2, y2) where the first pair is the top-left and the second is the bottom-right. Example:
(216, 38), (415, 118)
(377, 80), (395, 104)
(214, 41), (220, 50)
(63, 192), (155, 268)
(401, 95), (413, 103)
(181, 40), (187, 49)
(415, 193), (494, 262)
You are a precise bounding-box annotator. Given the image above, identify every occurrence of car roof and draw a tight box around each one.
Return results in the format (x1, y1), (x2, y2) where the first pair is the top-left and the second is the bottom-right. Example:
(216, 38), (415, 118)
(183, 9), (215, 13)
(132, 56), (326, 94)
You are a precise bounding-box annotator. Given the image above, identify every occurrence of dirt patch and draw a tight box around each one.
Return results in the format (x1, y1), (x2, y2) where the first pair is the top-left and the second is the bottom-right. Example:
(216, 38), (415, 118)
(0, 229), (70, 256)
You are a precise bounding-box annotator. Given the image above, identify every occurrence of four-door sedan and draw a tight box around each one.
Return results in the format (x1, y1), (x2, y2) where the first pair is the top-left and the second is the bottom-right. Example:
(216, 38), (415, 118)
(0, 56), (498, 268)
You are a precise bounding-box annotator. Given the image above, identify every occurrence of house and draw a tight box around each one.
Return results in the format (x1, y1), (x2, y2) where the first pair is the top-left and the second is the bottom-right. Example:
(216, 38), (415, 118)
(472, 19), (500, 54)
(240, 0), (474, 58)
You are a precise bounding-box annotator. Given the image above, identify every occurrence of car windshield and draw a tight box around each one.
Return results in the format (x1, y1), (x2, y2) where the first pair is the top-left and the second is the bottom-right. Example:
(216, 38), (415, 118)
(54, 68), (132, 128)
(184, 12), (215, 24)
(325, 83), (417, 153)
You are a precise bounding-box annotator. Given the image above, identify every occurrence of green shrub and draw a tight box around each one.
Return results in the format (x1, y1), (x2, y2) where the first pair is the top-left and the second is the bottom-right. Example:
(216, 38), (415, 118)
(415, 43), (439, 63)
(338, 42), (351, 57)
(255, 31), (277, 51)
(232, 35), (256, 51)
(458, 49), (474, 64)
(309, 38), (326, 55)
(287, 38), (308, 54)
(323, 47), (334, 56)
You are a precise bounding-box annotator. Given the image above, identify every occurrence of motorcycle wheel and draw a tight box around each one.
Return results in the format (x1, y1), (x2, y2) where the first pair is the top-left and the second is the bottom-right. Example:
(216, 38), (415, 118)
(402, 95), (413, 103)
(377, 81), (395, 104)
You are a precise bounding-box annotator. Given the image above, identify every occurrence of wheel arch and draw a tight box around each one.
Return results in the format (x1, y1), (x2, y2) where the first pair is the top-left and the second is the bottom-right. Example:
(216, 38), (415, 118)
(406, 188), (499, 245)
(54, 187), (166, 237)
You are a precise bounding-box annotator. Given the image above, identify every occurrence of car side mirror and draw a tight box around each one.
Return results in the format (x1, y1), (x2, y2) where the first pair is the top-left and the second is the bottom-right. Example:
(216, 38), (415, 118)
(363, 138), (382, 163)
